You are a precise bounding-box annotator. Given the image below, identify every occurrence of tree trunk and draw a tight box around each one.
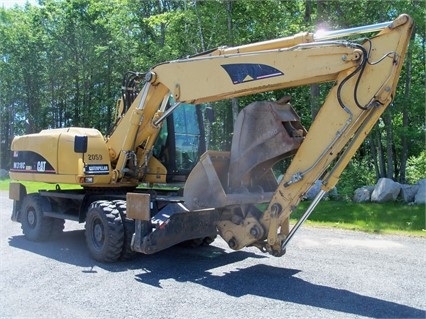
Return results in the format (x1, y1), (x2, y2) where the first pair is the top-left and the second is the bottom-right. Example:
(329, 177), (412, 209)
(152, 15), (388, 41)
(194, 0), (206, 52)
(382, 112), (394, 179)
(376, 129), (386, 178)
(308, 0), (325, 120)
(226, 0), (239, 133)
(304, 0), (312, 23)
(310, 84), (320, 120)
(226, 0), (234, 46)
(399, 44), (413, 183)
(369, 133), (380, 179)
(73, 75), (80, 126)
(0, 103), (11, 169)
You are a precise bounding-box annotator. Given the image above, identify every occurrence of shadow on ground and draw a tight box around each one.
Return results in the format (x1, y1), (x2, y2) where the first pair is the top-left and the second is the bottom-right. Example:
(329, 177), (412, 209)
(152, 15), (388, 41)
(8, 230), (425, 319)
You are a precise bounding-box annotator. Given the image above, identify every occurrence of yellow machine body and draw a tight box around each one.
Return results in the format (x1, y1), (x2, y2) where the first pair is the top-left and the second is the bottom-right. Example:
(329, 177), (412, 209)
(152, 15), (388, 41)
(11, 127), (112, 185)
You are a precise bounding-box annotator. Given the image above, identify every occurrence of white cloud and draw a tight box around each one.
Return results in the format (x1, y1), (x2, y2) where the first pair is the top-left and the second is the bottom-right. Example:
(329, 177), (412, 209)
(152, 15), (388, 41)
(0, 0), (38, 8)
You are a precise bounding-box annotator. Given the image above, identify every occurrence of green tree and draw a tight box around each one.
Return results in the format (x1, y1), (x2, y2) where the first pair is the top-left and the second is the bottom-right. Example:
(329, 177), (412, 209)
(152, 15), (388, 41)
(0, 0), (424, 192)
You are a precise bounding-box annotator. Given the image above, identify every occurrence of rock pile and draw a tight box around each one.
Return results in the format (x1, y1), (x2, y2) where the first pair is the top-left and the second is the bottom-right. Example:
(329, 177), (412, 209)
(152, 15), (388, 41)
(353, 178), (425, 204)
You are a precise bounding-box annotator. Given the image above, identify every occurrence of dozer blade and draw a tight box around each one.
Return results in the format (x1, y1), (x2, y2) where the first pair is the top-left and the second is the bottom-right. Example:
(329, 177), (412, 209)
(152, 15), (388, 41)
(183, 99), (306, 211)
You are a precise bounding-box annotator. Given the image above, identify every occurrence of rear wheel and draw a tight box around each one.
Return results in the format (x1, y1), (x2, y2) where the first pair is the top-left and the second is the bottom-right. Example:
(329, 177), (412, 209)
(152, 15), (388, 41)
(20, 194), (54, 241)
(85, 201), (124, 262)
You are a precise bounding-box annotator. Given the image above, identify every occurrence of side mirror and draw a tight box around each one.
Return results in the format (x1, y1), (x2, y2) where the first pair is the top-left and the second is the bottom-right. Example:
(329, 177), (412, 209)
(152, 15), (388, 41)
(74, 135), (88, 153)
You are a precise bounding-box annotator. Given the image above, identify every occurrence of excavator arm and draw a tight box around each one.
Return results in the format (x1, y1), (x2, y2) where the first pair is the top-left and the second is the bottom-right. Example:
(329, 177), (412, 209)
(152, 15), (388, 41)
(108, 15), (413, 256)
(262, 14), (413, 256)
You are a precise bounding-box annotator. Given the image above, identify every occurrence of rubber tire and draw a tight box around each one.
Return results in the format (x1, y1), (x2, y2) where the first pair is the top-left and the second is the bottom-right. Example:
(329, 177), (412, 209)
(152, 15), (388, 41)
(113, 200), (137, 261)
(20, 194), (54, 241)
(85, 201), (124, 263)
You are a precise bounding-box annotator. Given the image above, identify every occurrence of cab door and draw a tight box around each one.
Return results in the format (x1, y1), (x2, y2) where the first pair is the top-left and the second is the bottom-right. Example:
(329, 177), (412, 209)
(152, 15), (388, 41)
(153, 101), (206, 183)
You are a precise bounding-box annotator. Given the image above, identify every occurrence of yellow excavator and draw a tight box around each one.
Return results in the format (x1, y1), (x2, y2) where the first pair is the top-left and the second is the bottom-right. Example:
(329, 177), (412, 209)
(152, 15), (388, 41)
(9, 14), (413, 262)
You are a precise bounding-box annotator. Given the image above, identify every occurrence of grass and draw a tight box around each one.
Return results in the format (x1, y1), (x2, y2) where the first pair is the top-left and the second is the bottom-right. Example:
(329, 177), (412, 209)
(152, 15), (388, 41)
(1, 179), (425, 236)
(292, 200), (425, 236)
(1, 179), (78, 193)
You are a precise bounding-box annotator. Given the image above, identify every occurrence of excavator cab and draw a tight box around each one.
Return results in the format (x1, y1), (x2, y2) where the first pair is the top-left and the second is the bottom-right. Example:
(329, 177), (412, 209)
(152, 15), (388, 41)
(152, 98), (207, 183)
(115, 72), (208, 185)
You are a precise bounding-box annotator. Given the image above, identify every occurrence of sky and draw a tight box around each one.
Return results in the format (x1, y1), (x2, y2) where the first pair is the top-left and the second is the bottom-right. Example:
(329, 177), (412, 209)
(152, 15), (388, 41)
(0, 0), (38, 8)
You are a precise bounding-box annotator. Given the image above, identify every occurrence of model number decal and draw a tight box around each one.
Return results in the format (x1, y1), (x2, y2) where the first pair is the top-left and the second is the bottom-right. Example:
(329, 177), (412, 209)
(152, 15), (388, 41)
(13, 162), (26, 169)
(88, 154), (103, 161)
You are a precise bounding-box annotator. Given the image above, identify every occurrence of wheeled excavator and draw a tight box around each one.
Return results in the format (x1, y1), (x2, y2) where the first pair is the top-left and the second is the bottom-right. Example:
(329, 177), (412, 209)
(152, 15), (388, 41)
(9, 14), (413, 262)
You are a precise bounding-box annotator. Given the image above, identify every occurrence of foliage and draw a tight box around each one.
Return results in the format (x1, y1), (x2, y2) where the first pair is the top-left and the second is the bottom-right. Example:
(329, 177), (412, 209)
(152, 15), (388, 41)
(337, 158), (377, 200)
(406, 150), (426, 184)
(0, 0), (425, 192)
(0, 178), (77, 193)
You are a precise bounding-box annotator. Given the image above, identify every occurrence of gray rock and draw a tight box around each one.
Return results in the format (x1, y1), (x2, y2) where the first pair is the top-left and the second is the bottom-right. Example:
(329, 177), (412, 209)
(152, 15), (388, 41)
(353, 185), (374, 203)
(414, 179), (426, 204)
(399, 184), (419, 203)
(304, 180), (322, 200)
(326, 187), (339, 200)
(371, 178), (401, 202)
(303, 180), (338, 200)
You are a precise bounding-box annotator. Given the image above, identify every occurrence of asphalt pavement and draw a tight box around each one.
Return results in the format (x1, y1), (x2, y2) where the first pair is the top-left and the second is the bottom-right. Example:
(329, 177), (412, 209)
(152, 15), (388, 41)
(0, 191), (425, 319)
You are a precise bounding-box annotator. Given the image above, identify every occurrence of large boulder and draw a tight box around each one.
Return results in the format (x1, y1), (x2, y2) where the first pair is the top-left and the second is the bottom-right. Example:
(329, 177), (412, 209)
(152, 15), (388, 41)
(371, 178), (401, 202)
(399, 184), (419, 203)
(304, 180), (322, 200)
(353, 186), (374, 203)
(304, 180), (338, 200)
(414, 179), (426, 204)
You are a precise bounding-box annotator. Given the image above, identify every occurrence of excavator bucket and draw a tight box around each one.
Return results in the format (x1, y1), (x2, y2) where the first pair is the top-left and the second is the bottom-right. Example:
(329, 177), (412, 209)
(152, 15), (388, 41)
(183, 99), (306, 211)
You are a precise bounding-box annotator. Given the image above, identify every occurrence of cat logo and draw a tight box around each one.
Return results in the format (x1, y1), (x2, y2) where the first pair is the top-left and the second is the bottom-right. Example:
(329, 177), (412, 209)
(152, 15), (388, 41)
(37, 161), (46, 172)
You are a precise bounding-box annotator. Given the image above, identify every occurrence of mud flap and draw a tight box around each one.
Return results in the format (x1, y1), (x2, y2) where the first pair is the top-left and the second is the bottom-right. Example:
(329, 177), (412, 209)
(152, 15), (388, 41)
(9, 182), (27, 222)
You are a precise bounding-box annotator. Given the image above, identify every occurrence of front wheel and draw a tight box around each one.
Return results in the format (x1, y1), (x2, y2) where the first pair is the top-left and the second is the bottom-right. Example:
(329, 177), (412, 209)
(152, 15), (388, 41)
(85, 201), (124, 263)
(112, 200), (137, 261)
(20, 194), (54, 241)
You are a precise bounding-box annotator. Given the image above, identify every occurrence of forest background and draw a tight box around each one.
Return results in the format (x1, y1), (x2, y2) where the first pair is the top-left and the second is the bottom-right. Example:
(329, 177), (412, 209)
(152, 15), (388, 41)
(0, 0), (424, 197)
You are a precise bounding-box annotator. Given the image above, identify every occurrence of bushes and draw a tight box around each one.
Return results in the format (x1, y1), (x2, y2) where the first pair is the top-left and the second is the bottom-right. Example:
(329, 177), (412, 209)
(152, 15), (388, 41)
(406, 151), (426, 184)
(337, 159), (376, 200)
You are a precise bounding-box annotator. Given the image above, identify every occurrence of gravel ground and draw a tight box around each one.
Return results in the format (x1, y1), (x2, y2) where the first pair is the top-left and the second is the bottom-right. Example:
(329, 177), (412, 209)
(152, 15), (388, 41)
(0, 191), (425, 319)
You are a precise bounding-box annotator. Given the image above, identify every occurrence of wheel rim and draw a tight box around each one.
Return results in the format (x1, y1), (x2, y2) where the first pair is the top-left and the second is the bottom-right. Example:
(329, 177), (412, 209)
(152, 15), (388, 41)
(27, 209), (36, 228)
(92, 219), (104, 249)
